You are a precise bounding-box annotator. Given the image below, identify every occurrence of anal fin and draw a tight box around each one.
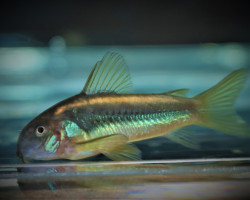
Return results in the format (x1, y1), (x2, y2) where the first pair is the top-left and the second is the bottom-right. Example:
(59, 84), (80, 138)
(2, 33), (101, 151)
(164, 126), (200, 150)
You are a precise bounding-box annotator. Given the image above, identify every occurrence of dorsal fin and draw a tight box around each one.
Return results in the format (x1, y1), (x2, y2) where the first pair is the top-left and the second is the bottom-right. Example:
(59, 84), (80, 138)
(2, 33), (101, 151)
(163, 89), (189, 97)
(82, 52), (132, 94)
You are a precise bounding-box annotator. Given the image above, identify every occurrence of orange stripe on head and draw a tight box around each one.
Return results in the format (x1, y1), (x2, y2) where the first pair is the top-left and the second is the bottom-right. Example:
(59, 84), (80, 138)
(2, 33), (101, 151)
(54, 100), (88, 116)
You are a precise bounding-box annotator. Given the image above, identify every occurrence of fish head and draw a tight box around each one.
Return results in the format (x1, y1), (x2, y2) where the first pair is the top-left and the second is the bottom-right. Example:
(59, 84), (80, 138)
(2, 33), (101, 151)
(17, 109), (63, 163)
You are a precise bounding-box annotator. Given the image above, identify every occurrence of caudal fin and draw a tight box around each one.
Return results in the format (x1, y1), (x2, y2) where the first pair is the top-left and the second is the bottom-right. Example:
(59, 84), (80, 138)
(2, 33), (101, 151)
(195, 69), (249, 137)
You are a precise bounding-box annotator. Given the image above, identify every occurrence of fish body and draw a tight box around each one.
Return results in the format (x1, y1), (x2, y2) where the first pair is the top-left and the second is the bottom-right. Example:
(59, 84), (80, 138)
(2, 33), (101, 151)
(56, 93), (198, 142)
(17, 52), (249, 162)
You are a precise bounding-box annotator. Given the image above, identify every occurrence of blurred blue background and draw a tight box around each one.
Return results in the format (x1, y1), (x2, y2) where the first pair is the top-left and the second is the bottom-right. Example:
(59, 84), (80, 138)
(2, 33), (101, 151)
(1, 44), (250, 164)
(0, 1), (250, 164)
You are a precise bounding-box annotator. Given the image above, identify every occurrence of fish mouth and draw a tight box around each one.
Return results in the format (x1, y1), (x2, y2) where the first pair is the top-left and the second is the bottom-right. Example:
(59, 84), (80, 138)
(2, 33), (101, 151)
(16, 149), (54, 163)
(16, 148), (31, 163)
(16, 139), (46, 163)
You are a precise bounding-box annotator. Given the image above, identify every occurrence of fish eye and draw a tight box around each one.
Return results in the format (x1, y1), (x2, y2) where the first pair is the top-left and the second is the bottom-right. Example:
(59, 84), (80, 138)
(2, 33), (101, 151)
(35, 126), (46, 136)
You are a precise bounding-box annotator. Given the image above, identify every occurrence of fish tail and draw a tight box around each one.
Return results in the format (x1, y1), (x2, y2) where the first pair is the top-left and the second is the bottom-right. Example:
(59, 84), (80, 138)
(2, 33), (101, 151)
(195, 68), (249, 137)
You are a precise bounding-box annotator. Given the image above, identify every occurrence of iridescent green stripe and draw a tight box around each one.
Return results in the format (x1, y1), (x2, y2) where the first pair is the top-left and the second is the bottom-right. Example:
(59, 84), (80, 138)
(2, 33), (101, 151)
(62, 120), (83, 137)
(61, 110), (191, 142)
(62, 120), (89, 140)
(88, 110), (190, 138)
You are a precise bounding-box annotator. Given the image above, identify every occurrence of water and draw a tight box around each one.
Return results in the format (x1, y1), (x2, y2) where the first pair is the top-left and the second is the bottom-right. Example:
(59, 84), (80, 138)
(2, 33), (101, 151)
(0, 45), (250, 199)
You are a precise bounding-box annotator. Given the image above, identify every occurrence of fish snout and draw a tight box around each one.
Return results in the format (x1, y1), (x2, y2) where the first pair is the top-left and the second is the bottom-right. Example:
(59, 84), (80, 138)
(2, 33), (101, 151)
(16, 149), (25, 162)
(16, 132), (31, 163)
(16, 149), (22, 158)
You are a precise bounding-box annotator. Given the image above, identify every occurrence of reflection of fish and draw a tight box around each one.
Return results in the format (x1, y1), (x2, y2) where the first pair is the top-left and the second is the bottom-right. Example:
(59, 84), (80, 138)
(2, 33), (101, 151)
(16, 161), (250, 199)
(17, 52), (249, 162)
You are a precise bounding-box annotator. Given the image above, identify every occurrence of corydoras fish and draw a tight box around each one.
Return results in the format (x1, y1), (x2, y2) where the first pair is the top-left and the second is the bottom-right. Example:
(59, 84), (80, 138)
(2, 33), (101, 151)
(17, 52), (249, 162)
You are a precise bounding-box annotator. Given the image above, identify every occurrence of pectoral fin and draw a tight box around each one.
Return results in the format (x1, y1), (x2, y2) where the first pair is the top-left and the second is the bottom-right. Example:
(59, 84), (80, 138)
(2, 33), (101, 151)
(70, 135), (87, 144)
